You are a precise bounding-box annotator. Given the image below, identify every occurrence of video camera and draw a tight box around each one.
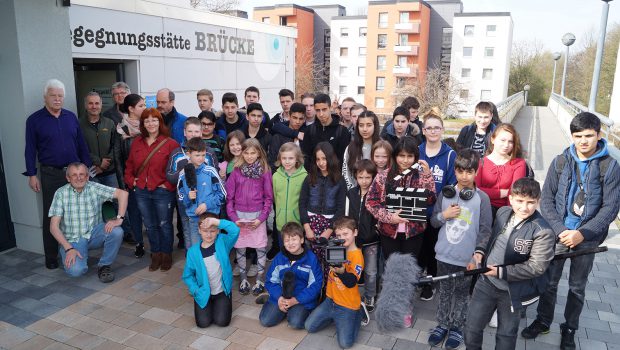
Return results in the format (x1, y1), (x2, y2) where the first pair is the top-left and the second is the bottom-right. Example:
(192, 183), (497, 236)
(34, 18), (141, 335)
(314, 237), (347, 267)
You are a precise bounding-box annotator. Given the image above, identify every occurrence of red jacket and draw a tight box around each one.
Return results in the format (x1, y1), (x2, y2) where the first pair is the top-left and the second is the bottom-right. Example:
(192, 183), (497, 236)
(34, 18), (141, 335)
(124, 135), (179, 192)
(475, 156), (526, 208)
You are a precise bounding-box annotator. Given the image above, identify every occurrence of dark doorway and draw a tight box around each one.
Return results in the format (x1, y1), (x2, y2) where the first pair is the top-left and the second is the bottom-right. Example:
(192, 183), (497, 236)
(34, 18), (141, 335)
(0, 142), (16, 252)
(73, 59), (125, 120)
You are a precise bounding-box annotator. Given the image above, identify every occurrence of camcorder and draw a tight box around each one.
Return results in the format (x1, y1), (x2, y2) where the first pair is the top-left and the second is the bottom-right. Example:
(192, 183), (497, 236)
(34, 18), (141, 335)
(314, 237), (347, 267)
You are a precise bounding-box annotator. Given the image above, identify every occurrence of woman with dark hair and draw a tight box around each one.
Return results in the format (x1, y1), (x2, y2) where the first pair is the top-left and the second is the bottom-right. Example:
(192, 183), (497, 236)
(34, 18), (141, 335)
(124, 108), (180, 271)
(342, 110), (381, 190)
(114, 94), (146, 257)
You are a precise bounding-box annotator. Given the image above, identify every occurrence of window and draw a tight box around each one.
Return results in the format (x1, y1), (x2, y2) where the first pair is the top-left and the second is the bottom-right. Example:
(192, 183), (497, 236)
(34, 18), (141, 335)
(359, 47), (367, 56)
(377, 56), (386, 70)
(340, 66), (348, 76)
(378, 34), (387, 49)
(358, 66), (366, 76)
(340, 47), (348, 57)
(397, 56), (407, 67)
(463, 47), (473, 57)
(484, 47), (494, 57)
(459, 89), (469, 99)
(396, 77), (406, 88)
(376, 77), (385, 91)
(375, 97), (385, 109)
(358, 86), (365, 94)
(340, 28), (349, 37)
(486, 25), (496, 36)
(399, 12), (409, 23)
(279, 16), (287, 26)
(398, 34), (408, 46)
(378, 12), (388, 28)
(339, 86), (347, 95)
(461, 68), (471, 78)
(480, 90), (492, 100)
(464, 25), (474, 37)
(482, 68), (493, 80)
(262, 17), (270, 24)
(359, 27), (367, 37)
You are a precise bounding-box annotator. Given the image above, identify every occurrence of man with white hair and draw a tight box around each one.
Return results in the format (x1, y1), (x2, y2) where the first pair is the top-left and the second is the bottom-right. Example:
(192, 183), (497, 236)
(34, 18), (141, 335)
(102, 81), (130, 124)
(24, 79), (92, 269)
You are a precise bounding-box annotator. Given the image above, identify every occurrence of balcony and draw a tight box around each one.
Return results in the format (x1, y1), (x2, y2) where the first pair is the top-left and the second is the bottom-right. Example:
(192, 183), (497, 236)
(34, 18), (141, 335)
(393, 44), (419, 56)
(394, 22), (420, 34)
(393, 65), (417, 78)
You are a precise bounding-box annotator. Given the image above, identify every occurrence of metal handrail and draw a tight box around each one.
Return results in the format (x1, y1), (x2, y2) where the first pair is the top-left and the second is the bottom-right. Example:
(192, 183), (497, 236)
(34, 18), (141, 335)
(497, 91), (525, 123)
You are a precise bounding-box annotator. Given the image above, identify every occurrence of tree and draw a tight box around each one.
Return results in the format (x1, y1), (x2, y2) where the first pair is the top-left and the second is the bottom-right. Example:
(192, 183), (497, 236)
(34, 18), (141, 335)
(508, 40), (553, 106)
(189, 0), (239, 12)
(295, 43), (327, 96)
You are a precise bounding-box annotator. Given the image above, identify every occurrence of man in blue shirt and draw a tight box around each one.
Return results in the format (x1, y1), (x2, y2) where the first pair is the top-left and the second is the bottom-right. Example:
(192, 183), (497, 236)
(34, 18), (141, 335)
(157, 88), (187, 145)
(24, 79), (92, 269)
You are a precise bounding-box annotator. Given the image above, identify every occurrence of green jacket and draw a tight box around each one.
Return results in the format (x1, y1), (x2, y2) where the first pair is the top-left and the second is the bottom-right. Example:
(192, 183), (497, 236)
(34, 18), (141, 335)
(272, 166), (307, 230)
(79, 115), (115, 172)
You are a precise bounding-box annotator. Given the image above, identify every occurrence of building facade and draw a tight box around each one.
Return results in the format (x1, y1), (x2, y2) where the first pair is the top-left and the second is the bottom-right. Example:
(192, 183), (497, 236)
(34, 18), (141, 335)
(364, 0), (431, 115)
(329, 16), (368, 104)
(425, 0), (463, 74)
(309, 5), (346, 92)
(449, 12), (513, 117)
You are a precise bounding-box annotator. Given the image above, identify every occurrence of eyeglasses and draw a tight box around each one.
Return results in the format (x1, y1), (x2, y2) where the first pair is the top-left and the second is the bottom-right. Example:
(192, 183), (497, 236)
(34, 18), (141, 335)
(112, 92), (128, 97)
(202, 122), (215, 127)
(424, 127), (443, 132)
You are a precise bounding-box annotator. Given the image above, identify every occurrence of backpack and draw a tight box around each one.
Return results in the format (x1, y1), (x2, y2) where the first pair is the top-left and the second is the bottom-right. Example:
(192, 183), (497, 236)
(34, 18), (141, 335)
(553, 154), (612, 185)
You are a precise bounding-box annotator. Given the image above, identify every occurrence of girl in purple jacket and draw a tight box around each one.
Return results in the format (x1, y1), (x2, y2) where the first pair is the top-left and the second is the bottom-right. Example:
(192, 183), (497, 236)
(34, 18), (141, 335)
(225, 138), (274, 296)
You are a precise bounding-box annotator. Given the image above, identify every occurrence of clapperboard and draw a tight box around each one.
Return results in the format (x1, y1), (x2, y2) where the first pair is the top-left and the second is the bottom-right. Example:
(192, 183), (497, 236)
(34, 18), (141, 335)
(385, 166), (429, 222)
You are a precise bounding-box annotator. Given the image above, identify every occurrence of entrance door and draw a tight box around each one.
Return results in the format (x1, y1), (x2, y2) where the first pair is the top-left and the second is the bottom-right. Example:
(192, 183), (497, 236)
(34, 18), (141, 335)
(0, 141), (16, 252)
(73, 60), (124, 119)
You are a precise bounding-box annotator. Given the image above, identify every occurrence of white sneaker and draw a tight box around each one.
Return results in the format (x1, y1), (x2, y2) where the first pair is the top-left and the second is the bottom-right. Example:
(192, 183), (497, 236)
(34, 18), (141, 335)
(247, 264), (258, 277)
(233, 265), (240, 277)
(489, 310), (498, 328)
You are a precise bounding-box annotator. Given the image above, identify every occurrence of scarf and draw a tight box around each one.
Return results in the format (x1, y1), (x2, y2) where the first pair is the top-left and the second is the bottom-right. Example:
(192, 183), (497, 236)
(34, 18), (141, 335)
(117, 114), (141, 140)
(240, 161), (264, 179)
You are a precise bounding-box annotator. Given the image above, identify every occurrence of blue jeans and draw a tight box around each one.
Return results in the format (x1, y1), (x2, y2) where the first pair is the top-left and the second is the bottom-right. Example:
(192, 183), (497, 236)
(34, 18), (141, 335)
(91, 173), (118, 188)
(260, 301), (310, 329)
(58, 222), (123, 277)
(178, 201), (201, 249)
(362, 243), (379, 300)
(127, 189), (144, 244)
(465, 277), (521, 350)
(135, 187), (175, 253)
(536, 240), (598, 330)
(305, 297), (361, 349)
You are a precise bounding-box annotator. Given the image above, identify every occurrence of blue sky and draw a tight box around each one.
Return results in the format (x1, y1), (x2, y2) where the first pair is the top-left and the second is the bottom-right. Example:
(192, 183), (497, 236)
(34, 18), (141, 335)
(239, 0), (620, 51)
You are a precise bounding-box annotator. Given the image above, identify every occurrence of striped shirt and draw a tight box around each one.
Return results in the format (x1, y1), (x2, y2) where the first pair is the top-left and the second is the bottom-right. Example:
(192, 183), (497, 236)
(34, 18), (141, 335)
(48, 182), (116, 242)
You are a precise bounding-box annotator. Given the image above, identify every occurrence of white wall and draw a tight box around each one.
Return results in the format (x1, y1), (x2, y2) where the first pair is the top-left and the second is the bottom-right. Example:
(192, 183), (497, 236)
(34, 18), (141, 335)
(329, 17), (367, 104)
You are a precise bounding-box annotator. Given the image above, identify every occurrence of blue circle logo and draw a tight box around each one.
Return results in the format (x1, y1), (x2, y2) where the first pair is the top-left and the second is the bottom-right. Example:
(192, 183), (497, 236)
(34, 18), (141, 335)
(273, 38), (280, 50)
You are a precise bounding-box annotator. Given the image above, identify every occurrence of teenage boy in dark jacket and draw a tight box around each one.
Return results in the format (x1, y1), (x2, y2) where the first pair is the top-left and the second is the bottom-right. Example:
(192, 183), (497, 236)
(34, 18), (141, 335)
(456, 101), (496, 156)
(301, 94), (350, 166)
(521, 112), (620, 350)
(465, 177), (555, 350)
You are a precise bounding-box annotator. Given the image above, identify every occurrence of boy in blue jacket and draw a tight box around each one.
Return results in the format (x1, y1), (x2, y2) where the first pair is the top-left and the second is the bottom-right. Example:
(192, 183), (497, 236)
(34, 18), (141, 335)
(259, 222), (323, 329)
(177, 138), (226, 248)
(182, 214), (239, 328)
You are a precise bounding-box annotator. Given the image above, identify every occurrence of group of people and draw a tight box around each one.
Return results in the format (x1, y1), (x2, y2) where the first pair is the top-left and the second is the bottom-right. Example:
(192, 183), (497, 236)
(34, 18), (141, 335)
(24, 78), (620, 350)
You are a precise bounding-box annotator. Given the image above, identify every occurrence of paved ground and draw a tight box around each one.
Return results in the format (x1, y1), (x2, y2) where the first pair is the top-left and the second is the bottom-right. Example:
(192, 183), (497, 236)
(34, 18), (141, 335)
(1, 106), (619, 349)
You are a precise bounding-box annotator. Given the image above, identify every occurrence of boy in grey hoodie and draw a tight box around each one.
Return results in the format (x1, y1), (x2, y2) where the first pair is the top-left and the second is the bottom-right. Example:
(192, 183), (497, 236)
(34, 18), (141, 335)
(427, 149), (492, 349)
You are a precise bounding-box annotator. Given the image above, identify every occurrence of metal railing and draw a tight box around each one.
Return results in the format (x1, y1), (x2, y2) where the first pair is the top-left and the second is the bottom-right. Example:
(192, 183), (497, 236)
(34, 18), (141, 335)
(496, 91), (525, 123)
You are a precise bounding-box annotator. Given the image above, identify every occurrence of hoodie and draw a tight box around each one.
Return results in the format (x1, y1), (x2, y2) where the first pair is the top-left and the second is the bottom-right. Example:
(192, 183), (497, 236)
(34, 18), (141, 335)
(215, 111), (248, 140)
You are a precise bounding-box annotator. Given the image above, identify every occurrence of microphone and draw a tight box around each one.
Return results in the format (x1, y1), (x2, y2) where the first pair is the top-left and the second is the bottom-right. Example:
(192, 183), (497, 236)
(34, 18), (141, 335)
(282, 271), (296, 299)
(184, 163), (197, 204)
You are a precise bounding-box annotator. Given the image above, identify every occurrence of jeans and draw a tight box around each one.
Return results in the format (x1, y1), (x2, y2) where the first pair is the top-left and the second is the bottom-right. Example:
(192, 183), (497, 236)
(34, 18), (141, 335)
(436, 261), (470, 330)
(58, 222), (123, 277)
(465, 277), (521, 350)
(362, 243), (379, 299)
(536, 240), (598, 330)
(305, 297), (362, 349)
(178, 200), (201, 249)
(91, 172), (118, 188)
(134, 187), (175, 253)
(194, 293), (232, 328)
(127, 189), (144, 244)
(259, 301), (310, 329)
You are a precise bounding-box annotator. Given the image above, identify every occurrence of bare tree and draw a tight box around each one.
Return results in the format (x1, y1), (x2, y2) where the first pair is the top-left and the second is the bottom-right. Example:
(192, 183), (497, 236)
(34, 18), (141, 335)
(295, 43), (327, 96)
(190, 0), (239, 12)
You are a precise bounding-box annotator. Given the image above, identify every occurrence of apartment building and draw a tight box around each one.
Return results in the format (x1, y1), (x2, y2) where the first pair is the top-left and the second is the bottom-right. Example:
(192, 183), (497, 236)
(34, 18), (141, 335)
(365, 0), (431, 115)
(425, 0), (463, 74)
(449, 13), (513, 117)
(309, 5), (346, 92)
(329, 16), (368, 104)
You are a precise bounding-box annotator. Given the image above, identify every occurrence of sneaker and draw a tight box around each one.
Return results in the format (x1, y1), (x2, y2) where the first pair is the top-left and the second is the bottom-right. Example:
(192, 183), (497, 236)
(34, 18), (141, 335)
(134, 243), (145, 258)
(445, 328), (464, 350)
(233, 265), (240, 277)
(488, 310), (498, 328)
(521, 319), (550, 339)
(364, 296), (376, 313)
(420, 285), (435, 301)
(427, 325), (449, 347)
(97, 265), (115, 283)
(247, 264), (258, 277)
(360, 302), (370, 327)
(252, 280), (265, 296)
(239, 279), (251, 295)
(560, 326), (576, 350)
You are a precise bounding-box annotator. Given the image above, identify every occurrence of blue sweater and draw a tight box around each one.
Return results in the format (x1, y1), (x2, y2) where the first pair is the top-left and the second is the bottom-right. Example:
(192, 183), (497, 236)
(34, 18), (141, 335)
(265, 249), (323, 310)
(419, 142), (456, 216)
(178, 163), (226, 216)
(182, 220), (239, 308)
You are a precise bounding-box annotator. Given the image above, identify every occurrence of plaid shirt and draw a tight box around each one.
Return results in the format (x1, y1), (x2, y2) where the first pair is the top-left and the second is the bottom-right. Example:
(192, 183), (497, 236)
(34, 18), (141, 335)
(48, 182), (116, 243)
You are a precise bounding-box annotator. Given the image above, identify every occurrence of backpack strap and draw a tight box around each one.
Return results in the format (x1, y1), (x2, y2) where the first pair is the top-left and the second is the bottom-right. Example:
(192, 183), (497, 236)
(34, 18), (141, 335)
(555, 153), (612, 185)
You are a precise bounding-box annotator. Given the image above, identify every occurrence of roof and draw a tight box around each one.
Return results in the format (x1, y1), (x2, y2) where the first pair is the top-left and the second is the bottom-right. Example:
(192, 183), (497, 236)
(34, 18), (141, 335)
(368, 0), (431, 8)
(454, 12), (511, 17)
(331, 15), (367, 20)
(253, 4), (314, 13)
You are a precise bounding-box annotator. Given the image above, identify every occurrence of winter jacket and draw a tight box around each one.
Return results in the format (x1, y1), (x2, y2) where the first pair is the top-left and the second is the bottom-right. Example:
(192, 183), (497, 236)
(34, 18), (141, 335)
(124, 135), (180, 191)
(299, 175), (347, 224)
(540, 140), (620, 243)
(182, 220), (239, 308)
(366, 168), (436, 239)
(79, 116), (116, 175)
(242, 124), (272, 155)
(215, 111), (247, 140)
(301, 114), (350, 166)
(269, 112), (300, 140)
(163, 107), (188, 145)
(102, 104), (122, 124)
(346, 187), (379, 246)
(225, 167), (273, 223)
(267, 123), (305, 171)
(456, 122), (496, 154)
(273, 166), (308, 230)
(265, 249), (323, 310)
(113, 127), (138, 190)
(178, 163), (226, 217)
(380, 121), (422, 149)
(476, 157), (526, 208)
(166, 145), (218, 186)
(484, 206), (555, 309)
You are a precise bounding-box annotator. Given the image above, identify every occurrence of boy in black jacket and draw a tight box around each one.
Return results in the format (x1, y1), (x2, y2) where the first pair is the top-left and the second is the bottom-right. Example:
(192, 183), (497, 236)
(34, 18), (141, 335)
(465, 178), (555, 350)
